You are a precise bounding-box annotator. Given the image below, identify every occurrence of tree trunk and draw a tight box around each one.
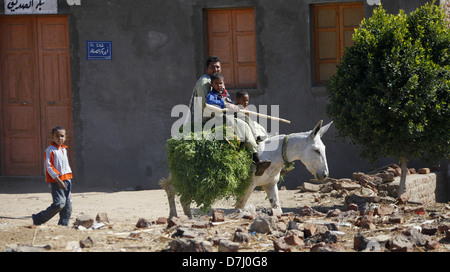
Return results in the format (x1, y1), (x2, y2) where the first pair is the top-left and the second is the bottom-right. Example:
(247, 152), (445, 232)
(398, 156), (408, 196)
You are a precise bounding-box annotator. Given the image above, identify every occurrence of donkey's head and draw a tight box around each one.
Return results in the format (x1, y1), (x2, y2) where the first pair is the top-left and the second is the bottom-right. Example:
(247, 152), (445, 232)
(300, 120), (332, 180)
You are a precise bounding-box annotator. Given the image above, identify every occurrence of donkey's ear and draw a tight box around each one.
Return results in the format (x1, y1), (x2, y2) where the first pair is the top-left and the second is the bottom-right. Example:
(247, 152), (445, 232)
(308, 120), (323, 140)
(319, 121), (333, 137)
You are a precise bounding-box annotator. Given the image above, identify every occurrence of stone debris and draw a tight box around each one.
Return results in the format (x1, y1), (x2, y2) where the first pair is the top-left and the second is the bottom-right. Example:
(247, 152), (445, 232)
(421, 223), (438, 236)
(136, 218), (152, 228)
(303, 164), (441, 203)
(169, 238), (213, 252)
(249, 214), (277, 234)
(212, 209), (225, 222)
(154, 217), (167, 225)
(95, 212), (109, 223)
(233, 231), (250, 243)
(305, 230), (338, 245)
(79, 236), (94, 248)
(374, 205), (396, 216)
(300, 182), (321, 192)
(173, 227), (204, 239)
(74, 214), (94, 229)
(71, 213), (109, 231)
(273, 237), (291, 252)
(310, 242), (346, 252)
(192, 220), (210, 229)
(167, 215), (189, 228)
(284, 233), (304, 246)
(218, 239), (239, 252)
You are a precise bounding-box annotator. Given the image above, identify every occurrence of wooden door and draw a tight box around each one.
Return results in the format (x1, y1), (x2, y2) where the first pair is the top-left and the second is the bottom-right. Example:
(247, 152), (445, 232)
(0, 17), (41, 175)
(36, 17), (73, 164)
(0, 16), (73, 176)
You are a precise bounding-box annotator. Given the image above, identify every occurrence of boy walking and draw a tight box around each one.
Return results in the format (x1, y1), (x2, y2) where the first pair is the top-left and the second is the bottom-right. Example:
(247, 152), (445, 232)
(32, 126), (73, 226)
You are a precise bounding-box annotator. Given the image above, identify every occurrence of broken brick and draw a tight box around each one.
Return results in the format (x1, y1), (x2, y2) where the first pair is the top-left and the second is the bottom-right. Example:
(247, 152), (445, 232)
(354, 232), (370, 251)
(95, 212), (109, 223)
(154, 217), (167, 225)
(310, 242), (346, 252)
(389, 214), (403, 224)
(389, 234), (414, 252)
(397, 193), (410, 204)
(374, 205), (396, 217)
(303, 223), (316, 238)
(167, 216), (187, 228)
(169, 238), (213, 252)
(284, 234), (304, 246)
(74, 214), (94, 229)
(212, 209), (225, 222)
(273, 237), (291, 252)
(233, 232), (250, 243)
(418, 168), (430, 174)
(135, 218), (151, 228)
(347, 203), (359, 212)
(192, 220), (210, 229)
(218, 240), (239, 252)
(326, 209), (341, 218)
(438, 223), (450, 233)
(79, 236), (94, 248)
(425, 240), (440, 250)
(421, 224), (438, 236)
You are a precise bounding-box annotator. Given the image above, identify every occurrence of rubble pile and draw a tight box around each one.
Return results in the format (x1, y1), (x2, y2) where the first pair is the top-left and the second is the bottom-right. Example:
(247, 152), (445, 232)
(300, 163), (431, 200)
(162, 164), (449, 252)
(162, 202), (449, 252)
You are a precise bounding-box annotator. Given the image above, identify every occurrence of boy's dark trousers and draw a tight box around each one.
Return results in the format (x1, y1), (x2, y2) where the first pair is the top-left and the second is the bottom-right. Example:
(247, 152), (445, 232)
(32, 180), (72, 226)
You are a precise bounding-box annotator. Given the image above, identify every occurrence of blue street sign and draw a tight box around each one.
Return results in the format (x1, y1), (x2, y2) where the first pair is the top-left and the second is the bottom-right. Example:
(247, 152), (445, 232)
(87, 41), (112, 60)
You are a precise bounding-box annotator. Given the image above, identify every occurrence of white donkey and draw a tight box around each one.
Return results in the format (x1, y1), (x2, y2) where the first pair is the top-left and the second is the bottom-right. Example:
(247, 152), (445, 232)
(160, 120), (332, 218)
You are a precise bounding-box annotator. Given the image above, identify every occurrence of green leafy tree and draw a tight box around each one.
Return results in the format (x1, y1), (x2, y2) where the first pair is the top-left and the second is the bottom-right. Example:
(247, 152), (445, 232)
(327, 3), (450, 195)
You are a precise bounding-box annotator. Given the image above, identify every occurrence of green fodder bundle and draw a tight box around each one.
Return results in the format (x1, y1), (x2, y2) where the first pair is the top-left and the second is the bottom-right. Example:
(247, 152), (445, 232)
(167, 125), (253, 213)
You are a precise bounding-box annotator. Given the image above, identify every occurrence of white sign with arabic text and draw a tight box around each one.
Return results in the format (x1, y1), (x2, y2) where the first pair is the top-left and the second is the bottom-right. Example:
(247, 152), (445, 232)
(5, 0), (58, 15)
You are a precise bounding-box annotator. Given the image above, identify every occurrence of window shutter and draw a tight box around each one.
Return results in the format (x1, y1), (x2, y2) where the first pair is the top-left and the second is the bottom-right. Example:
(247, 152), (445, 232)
(207, 9), (257, 88)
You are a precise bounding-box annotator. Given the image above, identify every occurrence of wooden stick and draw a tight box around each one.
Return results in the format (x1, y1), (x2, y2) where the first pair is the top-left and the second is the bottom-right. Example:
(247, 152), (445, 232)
(32, 227), (38, 246)
(240, 109), (291, 124)
(205, 103), (291, 124)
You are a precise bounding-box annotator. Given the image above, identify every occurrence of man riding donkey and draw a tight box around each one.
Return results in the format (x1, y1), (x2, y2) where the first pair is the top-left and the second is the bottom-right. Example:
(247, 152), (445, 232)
(161, 56), (329, 219)
(188, 56), (271, 176)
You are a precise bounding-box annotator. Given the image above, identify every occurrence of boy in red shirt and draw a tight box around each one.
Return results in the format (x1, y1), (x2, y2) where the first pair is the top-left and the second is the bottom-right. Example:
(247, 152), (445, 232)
(32, 126), (73, 226)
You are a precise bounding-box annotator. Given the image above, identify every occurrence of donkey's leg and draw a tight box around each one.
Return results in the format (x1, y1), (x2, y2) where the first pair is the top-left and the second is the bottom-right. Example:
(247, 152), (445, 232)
(181, 198), (192, 218)
(235, 183), (256, 210)
(262, 183), (282, 214)
(159, 173), (178, 218)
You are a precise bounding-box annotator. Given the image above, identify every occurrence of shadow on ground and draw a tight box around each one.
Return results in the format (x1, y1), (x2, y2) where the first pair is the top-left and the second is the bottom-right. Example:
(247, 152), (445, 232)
(0, 177), (126, 194)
